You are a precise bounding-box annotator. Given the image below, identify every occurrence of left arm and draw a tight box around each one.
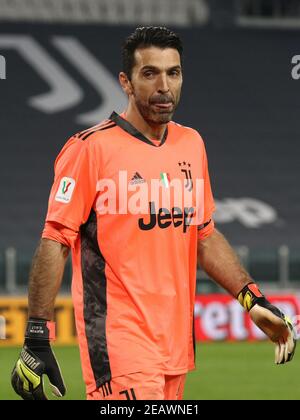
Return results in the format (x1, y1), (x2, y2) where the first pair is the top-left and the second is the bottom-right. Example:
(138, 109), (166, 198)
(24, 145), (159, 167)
(197, 228), (297, 364)
(197, 228), (251, 297)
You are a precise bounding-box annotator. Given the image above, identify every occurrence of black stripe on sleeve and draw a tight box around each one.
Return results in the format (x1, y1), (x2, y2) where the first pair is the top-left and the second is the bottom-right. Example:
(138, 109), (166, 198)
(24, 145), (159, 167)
(82, 122), (116, 141)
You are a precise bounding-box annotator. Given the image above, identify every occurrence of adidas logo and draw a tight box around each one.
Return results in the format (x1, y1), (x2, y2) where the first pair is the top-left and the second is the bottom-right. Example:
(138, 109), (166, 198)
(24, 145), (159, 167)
(129, 172), (146, 185)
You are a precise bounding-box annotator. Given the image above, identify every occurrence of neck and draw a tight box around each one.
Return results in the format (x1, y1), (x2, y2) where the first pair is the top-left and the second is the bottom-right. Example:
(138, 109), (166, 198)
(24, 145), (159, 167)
(124, 102), (167, 141)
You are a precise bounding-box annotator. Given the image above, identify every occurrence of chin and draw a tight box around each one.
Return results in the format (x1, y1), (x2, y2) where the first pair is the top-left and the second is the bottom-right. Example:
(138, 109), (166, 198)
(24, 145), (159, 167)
(152, 112), (173, 124)
(158, 115), (173, 124)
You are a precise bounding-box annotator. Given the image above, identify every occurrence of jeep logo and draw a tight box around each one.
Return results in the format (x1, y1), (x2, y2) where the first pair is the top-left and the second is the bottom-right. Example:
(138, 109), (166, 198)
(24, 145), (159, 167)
(138, 201), (195, 233)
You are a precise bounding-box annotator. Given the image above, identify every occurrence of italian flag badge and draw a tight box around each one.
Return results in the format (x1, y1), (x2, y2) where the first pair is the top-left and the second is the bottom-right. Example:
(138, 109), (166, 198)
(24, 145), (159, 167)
(160, 172), (170, 188)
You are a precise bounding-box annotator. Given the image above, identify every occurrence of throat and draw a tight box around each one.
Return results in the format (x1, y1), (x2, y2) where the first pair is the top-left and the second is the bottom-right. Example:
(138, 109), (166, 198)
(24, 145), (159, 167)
(124, 107), (168, 142)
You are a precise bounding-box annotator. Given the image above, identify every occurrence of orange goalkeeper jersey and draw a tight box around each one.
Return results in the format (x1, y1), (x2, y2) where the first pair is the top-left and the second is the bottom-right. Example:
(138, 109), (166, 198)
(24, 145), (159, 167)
(43, 112), (215, 393)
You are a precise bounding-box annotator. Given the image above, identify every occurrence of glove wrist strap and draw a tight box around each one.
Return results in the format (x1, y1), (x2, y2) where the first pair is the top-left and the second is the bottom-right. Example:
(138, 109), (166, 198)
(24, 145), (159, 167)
(237, 282), (264, 311)
(25, 318), (56, 341)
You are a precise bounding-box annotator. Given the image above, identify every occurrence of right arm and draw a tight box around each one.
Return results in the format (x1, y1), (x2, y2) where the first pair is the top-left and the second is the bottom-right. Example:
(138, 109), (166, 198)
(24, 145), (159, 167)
(11, 237), (69, 399)
(12, 136), (97, 399)
(28, 238), (70, 320)
(28, 138), (96, 320)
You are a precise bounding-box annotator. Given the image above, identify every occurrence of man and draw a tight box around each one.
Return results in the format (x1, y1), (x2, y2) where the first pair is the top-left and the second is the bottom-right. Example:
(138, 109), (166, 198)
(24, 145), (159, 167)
(11, 26), (296, 400)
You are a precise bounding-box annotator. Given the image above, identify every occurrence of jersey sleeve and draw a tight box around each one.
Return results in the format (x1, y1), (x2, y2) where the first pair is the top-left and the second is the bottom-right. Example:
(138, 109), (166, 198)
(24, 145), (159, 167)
(42, 221), (79, 248)
(44, 137), (99, 232)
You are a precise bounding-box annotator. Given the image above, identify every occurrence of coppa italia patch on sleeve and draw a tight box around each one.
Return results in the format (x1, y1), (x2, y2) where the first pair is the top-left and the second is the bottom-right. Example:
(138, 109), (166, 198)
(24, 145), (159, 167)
(55, 177), (76, 203)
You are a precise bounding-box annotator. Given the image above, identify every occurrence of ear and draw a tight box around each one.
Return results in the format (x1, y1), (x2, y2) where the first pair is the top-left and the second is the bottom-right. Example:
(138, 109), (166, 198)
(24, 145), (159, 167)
(119, 72), (133, 96)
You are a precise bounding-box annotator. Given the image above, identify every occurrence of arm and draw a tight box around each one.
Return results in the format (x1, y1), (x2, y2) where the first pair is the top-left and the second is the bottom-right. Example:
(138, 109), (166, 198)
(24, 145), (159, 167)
(11, 237), (69, 400)
(28, 238), (70, 319)
(197, 228), (296, 364)
(197, 228), (251, 297)
(12, 137), (97, 399)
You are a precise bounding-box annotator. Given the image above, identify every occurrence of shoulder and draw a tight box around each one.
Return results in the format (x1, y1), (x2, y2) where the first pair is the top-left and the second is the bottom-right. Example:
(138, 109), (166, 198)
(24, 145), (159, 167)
(169, 120), (205, 145)
(72, 118), (117, 142)
(59, 119), (118, 158)
(55, 119), (117, 166)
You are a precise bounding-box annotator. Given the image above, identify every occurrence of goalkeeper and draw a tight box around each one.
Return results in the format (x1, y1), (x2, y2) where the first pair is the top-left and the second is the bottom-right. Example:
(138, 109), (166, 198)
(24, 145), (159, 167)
(11, 26), (296, 400)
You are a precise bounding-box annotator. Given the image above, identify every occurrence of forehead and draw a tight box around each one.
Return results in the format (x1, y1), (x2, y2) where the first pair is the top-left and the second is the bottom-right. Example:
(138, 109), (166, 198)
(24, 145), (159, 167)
(133, 47), (181, 70)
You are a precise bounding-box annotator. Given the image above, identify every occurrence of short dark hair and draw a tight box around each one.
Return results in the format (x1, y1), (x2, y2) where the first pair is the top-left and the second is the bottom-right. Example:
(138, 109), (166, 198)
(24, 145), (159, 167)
(122, 26), (183, 80)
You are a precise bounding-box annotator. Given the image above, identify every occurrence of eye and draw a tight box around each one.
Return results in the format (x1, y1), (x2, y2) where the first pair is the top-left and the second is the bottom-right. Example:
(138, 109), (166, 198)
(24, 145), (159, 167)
(169, 70), (180, 77)
(144, 71), (155, 78)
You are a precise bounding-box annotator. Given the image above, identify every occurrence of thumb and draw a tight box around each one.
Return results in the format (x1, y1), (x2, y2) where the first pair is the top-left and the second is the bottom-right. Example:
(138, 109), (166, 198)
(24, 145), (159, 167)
(45, 350), (66, 397)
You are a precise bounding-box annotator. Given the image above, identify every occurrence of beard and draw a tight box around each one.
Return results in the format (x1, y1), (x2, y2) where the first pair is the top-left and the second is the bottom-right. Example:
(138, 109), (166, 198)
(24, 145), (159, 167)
(134, 92), (180, 125)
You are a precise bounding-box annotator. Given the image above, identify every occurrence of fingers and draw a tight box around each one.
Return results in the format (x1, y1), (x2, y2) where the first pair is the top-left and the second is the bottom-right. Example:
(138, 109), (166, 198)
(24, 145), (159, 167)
(46, 350), (66, 397)
(286, 327), (296, 362)
(11, 362), (47, 400)
(275, 329), (297, 364)
(275, 340), (285, 364)
(50, 383), (64, 397)
(47, 366), (65, 397)
(284, 338), (290, 363)
(11, 367), (34, 400)
(275, 340), (289, 365)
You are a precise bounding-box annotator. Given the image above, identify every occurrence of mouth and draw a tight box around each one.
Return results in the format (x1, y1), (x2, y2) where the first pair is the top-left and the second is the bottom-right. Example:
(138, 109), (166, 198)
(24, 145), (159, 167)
(152, 102), (173, 110)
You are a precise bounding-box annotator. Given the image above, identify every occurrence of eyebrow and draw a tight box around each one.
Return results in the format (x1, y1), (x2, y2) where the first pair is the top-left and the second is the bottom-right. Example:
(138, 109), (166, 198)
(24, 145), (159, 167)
(140, 65), (182, 72)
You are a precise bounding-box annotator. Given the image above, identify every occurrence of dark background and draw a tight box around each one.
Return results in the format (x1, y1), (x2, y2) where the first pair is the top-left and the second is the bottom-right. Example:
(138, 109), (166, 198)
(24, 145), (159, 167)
(1, 24), (299, 254)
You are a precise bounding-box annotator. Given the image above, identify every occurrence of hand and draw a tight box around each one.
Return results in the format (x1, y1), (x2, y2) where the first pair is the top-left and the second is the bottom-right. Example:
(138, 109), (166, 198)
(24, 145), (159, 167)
(11, 319), (66, 400)
(238, 283), (297, 364)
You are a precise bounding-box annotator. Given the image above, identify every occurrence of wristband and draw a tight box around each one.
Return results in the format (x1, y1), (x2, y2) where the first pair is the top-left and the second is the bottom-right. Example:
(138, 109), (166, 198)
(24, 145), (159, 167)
(237, 282), (263, 311)
(25, 319), (56, 341)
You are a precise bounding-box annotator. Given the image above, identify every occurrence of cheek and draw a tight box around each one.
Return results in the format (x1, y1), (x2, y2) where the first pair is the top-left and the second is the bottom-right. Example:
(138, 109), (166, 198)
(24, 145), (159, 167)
(133, 84), (153, 102)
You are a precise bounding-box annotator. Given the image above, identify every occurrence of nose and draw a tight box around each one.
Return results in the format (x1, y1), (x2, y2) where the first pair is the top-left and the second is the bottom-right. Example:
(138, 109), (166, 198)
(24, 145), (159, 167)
(157, 73), (169, 94)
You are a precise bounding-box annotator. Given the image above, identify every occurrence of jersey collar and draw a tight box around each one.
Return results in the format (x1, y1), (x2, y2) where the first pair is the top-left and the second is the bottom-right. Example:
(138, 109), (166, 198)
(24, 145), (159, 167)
(109, 111), (168, 147)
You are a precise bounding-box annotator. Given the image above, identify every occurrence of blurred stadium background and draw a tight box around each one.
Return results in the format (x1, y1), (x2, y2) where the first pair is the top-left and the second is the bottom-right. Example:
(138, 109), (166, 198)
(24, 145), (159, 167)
(0, 0), (300, 400)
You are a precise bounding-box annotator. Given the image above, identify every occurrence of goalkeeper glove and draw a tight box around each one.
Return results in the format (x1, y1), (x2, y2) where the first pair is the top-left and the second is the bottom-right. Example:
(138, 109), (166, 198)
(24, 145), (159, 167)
(11, 319), (66, 400)
(238, 282), (297, 364)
